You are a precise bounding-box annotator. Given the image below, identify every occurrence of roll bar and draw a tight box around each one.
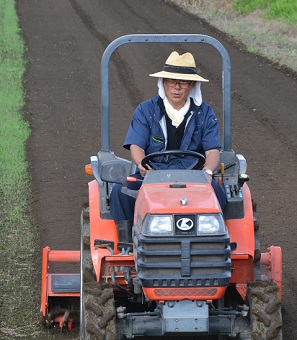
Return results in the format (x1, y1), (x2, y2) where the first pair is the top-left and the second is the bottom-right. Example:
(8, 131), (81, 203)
(101, 34), (231, 152)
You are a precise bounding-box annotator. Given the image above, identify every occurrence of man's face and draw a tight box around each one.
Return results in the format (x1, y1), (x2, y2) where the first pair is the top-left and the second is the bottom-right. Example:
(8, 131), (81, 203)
(163, 78), (195, 110)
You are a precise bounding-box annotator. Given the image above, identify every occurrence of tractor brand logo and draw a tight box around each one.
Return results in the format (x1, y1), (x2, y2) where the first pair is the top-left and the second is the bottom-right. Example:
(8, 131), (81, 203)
(176, 218), (194, 231)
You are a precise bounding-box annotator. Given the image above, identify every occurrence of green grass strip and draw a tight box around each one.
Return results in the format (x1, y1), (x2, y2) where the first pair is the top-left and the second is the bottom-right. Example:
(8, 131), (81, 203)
(0, 1), (43, 338)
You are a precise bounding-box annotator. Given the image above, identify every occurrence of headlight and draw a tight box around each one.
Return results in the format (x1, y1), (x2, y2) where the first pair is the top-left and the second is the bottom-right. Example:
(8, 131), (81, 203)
(143, 214), (173, 236)
(197, 214), (226, 235)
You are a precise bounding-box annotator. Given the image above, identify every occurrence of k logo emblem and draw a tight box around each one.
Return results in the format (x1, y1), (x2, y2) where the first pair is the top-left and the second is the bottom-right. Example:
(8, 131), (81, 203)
(176, 218), (194, 231)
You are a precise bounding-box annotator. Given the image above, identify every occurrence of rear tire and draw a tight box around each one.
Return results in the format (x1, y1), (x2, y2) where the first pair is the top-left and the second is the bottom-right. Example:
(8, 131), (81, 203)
(80, 207), (117, 340)
(248, 280), (282, 339)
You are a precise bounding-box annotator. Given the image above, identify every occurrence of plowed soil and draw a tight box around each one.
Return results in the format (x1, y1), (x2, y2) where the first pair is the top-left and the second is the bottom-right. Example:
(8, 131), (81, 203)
(17, 0), (297, 339)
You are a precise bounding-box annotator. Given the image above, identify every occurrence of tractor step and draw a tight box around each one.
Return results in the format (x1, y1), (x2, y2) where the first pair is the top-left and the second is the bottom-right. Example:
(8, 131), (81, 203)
(50, 274), (80, 294)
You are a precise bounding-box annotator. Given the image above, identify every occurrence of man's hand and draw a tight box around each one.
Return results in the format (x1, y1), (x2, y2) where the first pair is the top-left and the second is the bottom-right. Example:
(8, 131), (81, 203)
(130, 144), (153, 177)
(138, 162), (152, 177)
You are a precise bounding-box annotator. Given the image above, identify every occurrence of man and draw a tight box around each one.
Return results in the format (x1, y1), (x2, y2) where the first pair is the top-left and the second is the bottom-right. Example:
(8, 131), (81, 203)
(110, 51), (226, 245)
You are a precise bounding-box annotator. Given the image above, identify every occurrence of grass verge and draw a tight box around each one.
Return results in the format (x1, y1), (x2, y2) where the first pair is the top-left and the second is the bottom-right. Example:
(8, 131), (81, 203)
(233, 0), (297, 24)
(167, 0), (297, 74)
(0, 1), (43, 338)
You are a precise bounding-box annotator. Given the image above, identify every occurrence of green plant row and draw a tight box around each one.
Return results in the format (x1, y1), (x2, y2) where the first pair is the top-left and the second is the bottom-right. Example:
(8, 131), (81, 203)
(233, 0), (297, 24)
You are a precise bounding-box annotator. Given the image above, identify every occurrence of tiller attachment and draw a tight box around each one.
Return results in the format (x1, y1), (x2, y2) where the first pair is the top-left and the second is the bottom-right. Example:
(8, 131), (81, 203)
(40, 246), (81, 331)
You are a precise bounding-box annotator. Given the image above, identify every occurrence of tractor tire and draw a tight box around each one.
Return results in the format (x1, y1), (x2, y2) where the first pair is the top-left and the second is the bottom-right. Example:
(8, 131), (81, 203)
(80, 207), (117, 340)
(247, 280), (282, 340)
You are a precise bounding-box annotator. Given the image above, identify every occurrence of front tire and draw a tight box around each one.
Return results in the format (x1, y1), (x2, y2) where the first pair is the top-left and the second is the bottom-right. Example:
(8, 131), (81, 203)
(248, 280), (282, 339)
(80, 207), (117, 340)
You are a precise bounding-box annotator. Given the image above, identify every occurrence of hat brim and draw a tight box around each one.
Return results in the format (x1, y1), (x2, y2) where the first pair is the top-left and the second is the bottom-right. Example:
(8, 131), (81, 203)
(149, 71), (209, 82)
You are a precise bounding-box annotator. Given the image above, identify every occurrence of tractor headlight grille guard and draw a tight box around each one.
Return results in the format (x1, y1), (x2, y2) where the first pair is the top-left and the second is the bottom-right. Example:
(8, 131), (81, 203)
(142, 213), (226, 237)
(133, 219), (231, 289)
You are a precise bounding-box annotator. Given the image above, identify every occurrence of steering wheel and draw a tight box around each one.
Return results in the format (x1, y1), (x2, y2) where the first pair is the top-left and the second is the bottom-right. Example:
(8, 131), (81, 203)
(141, 150), (205, 170)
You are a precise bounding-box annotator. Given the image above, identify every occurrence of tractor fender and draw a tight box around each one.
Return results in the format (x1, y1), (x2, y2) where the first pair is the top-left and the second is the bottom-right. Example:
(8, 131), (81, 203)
(226, 183), (254, 257)
(88, 179), (119, 281)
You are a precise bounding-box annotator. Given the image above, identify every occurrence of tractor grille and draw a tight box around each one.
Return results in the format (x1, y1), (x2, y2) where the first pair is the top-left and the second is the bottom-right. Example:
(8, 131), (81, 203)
(134, 232), (231, 288)
(154, 287), (218, 297)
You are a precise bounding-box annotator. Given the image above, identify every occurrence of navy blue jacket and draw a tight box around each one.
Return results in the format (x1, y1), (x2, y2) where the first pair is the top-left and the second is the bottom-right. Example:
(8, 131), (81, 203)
(124, 96), (221, 169)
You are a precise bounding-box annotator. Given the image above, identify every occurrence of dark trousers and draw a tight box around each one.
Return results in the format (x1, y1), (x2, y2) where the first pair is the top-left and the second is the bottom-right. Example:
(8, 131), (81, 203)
(110, 174), (227, 222)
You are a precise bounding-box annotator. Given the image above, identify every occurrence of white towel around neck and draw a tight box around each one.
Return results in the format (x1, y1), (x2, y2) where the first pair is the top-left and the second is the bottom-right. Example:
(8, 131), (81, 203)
(157, 78), (203, 128)
(163, 96), (190, 127)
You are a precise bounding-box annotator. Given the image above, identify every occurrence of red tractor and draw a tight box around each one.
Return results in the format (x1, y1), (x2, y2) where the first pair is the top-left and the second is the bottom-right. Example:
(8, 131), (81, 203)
(40, 34), (283, 339)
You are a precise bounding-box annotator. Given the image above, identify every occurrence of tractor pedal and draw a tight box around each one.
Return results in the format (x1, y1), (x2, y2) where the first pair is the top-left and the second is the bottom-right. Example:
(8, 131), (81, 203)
(94, 239), (114, 250)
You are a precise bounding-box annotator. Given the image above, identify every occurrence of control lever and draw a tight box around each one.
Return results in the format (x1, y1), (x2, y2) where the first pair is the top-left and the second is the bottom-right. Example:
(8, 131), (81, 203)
(238, 173), (250, 187)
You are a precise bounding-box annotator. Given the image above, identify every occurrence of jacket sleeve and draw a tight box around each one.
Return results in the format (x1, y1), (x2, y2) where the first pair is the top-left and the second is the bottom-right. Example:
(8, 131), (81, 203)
(123, 102), (150, 151)
(201, 103), (222, 151)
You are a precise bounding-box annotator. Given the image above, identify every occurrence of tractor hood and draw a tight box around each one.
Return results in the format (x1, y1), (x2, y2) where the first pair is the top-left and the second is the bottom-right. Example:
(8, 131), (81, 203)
(134, 170), (221, 220)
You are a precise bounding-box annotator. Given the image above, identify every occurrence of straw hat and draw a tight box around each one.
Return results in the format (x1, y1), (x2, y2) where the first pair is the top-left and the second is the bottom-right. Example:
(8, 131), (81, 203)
(149, 51), (209, 82)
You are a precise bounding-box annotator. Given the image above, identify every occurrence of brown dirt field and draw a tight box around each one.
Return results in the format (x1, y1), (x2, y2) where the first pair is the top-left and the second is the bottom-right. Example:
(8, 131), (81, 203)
(17, 0), (297, 339)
